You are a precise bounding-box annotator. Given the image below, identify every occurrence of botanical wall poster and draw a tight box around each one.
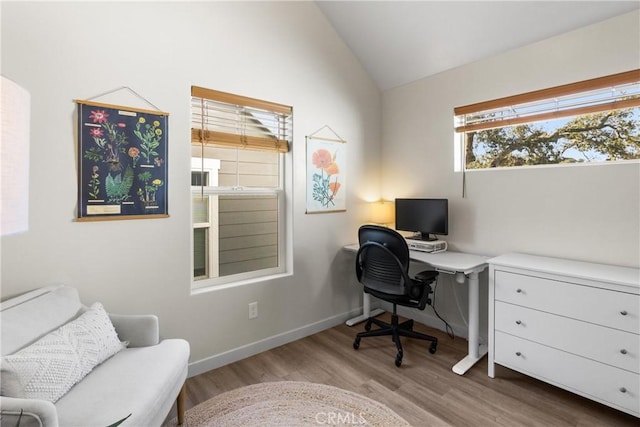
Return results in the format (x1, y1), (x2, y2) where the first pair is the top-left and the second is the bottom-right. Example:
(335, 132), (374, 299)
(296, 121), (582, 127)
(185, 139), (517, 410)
(76, 100), (169, 220)
(306, 136), (346, 213)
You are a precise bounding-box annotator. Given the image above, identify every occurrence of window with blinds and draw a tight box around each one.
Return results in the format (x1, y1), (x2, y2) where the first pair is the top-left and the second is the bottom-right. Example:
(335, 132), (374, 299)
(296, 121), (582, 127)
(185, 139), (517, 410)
(454, 69), (640, 169)
(190, 86), (292, 288)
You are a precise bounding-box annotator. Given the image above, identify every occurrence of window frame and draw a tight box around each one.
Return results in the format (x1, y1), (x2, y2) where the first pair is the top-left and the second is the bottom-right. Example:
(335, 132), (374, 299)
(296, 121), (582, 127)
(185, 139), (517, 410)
(191, 185), (286, 291)
(191, 158), (219, 281)
(454, 69), (640, 171)
(190, 87), (293, 292)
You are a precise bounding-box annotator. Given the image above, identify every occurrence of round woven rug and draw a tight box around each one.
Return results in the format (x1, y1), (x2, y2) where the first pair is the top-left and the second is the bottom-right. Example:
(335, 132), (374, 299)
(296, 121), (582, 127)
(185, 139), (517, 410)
(165, 381), (410, 426)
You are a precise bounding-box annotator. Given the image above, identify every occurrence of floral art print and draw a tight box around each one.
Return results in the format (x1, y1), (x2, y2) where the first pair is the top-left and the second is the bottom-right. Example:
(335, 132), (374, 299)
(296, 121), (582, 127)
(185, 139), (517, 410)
(77, 101), (169, 220)
(306, 137), (346, 213)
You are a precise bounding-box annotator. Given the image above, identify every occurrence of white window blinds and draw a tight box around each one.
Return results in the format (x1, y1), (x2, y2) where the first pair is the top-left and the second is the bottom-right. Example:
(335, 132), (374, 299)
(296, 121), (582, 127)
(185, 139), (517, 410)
(455, 69), (640, 133)
(191, 86), (292, 153)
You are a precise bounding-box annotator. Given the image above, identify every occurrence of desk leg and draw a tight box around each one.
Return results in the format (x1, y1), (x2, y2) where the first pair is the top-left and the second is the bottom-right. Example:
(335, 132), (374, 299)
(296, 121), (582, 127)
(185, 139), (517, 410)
(345, 292), (385, 326)
(452, 271), (488, 375)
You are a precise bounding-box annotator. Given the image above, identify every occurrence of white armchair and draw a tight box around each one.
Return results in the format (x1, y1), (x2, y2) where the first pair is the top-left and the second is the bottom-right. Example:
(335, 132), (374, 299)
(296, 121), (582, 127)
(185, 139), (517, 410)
(1, 285), (189, 427)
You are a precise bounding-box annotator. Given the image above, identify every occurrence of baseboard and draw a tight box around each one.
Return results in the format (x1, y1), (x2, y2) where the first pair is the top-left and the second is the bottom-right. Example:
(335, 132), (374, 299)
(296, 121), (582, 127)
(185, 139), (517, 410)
(187, 304), (477, 378)
(187, 307), (363, 378)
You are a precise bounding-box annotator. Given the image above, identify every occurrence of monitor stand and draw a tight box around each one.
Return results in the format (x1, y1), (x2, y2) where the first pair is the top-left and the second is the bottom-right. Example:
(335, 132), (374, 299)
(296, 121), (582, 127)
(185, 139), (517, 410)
(406, 232), (438, 241)
(419, 232), (438, 241)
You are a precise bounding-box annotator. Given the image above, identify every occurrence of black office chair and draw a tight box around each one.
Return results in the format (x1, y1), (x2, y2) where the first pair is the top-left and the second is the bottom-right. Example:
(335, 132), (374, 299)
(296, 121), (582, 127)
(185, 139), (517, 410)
(353, 225), (438, 367)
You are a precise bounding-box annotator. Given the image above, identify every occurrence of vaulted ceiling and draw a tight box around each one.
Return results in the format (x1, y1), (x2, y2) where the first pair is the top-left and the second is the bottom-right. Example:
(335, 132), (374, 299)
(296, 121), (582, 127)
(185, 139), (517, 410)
(316, 1), (640, 90)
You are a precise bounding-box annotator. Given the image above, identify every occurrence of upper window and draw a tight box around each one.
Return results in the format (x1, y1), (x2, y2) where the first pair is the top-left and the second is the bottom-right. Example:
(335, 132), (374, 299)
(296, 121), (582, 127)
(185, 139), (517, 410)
(190, 86), (292, 289)
(454, 69), (640, 170)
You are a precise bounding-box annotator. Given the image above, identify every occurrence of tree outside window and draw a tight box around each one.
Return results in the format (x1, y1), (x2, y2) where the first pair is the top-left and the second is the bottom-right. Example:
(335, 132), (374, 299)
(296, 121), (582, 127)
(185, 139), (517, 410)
(455, 70), (640, 170)
(465, 107), (639, 169)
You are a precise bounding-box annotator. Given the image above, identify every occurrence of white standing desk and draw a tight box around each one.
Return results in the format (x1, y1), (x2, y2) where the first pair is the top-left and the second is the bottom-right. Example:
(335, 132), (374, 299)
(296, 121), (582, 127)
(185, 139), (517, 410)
(343, 243), (489, 375)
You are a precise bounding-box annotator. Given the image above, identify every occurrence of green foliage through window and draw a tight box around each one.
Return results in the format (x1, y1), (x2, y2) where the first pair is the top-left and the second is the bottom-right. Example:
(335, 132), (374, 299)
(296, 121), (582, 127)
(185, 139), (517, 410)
(465, 108), (640, 169)
(455, 70), (640, 170)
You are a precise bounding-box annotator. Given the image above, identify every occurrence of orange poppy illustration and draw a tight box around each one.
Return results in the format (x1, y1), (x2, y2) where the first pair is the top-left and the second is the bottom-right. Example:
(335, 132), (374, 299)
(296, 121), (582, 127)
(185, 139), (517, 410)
(311, 148), (341, 207)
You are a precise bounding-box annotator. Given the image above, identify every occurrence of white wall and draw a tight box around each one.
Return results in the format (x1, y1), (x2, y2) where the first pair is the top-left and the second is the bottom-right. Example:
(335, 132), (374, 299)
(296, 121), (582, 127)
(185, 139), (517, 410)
(383, 11), (640, 338)
(0, 2), (381, 371)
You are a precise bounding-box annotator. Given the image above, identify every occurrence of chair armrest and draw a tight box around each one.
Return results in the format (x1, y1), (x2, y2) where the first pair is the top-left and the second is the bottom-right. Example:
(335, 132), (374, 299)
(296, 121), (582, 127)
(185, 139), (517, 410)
(0, 396), (58, 427)
(109, 314), (159, 347)
(414, 269), (438, 283)
(412, 270), (438, 308)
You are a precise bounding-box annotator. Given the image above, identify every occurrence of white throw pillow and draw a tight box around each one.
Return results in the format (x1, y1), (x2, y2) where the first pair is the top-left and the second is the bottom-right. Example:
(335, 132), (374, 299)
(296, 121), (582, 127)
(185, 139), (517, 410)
(0, 302), (127, 403)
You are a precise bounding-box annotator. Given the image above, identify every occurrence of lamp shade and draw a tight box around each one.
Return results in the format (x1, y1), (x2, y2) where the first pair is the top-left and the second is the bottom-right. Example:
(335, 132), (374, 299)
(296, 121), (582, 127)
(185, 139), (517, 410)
(370, 200), (394, 225)
(1, 76), (30, 235)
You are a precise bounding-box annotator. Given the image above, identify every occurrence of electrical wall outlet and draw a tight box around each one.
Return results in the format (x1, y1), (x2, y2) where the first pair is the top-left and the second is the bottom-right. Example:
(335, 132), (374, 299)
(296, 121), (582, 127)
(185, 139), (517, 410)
(249, 301), (258, 319)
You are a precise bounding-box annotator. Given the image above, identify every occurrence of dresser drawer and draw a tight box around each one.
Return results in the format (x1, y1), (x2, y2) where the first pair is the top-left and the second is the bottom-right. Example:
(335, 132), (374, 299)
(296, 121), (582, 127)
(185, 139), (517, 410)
(495, 271), (639, 333)
(495, 301), (640, 373)
(495, 331), (639, 415)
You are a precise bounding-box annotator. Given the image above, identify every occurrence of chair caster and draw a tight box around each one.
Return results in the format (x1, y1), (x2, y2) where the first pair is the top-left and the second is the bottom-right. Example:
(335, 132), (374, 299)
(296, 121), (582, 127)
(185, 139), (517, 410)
(364, 319), (372, 332)
(429, 342), (437, 354)
(395, 354), (402, 367)
(353, 337), (361, 350)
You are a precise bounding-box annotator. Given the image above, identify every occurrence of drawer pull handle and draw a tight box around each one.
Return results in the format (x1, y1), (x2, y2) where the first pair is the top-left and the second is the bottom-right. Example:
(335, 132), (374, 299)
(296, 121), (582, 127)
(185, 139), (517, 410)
(620, 349), (628, 355)
(620, 310), (628, 316)
(619, 387), (627, 393)
(515, 320), (522, 325)
(515, 352), (522, 357)
(516, 289), (523, 293)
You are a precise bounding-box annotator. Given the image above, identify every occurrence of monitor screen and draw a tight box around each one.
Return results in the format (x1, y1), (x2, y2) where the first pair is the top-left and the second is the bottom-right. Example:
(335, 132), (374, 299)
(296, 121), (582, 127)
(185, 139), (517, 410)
(395, 198), (448, 241)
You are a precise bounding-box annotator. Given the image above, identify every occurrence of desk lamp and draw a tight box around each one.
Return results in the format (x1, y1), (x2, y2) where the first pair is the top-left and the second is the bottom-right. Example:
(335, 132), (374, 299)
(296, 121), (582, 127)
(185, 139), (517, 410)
(370, 200), (393, 227)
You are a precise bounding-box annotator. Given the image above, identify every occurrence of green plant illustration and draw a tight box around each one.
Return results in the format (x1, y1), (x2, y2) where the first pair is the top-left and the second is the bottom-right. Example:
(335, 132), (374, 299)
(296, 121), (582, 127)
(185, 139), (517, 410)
(105, 166), (134, 203)
(83, 109), (128, 171)
(312, 173), (334, 207)
(88, 166), (100, 199)
(137, 171), (163, 204)
(133, 117), (162, 164)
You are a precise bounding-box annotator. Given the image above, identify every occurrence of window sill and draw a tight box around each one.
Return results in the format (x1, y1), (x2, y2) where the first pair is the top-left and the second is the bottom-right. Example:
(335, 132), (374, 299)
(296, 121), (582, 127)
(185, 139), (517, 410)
(459, 158), (640, 173)
(190, 271), (293, 295)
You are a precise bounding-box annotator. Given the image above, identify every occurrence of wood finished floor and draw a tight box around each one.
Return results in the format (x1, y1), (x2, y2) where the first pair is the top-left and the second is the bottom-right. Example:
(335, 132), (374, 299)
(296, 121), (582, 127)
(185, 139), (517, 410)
(167, 315), (638, 426)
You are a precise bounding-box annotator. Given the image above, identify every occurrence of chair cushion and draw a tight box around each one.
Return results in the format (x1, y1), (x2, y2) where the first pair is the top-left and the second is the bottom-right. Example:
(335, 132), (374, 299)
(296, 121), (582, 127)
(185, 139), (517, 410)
(55, 339), (190, 427)
(0, 302), (127, 403)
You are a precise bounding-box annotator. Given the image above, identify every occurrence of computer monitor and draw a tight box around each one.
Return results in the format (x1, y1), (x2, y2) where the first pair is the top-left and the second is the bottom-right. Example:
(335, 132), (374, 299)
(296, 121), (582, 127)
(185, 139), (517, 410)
(395, 198), (448, 241)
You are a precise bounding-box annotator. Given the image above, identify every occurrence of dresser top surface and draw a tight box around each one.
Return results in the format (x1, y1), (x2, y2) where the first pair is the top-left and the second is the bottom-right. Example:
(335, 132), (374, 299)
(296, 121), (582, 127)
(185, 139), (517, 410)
(489, 253), (639, 289)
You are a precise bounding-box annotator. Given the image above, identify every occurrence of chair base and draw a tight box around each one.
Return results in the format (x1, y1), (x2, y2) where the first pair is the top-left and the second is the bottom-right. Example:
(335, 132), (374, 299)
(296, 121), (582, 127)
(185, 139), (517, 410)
(353, 308), (437, 367)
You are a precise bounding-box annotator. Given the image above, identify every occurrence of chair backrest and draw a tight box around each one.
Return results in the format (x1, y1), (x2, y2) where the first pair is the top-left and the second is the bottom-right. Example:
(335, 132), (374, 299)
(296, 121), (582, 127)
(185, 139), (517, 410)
(356, 225), (412, 296)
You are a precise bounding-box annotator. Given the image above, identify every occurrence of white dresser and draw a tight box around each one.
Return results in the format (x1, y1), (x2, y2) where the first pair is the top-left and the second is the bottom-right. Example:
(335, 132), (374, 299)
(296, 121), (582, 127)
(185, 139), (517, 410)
(488, 253), (640, 417)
